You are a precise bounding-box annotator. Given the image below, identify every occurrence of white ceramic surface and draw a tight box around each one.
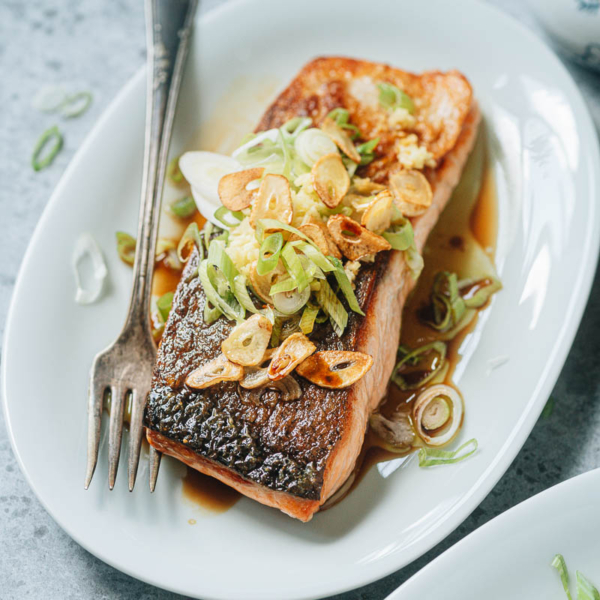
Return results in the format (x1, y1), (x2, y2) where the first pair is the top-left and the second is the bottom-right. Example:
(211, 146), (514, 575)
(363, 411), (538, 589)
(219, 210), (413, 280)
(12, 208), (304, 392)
(3, 1), (600, 599)
(528, 0), (600, 71)
(386, 469), (600, 599)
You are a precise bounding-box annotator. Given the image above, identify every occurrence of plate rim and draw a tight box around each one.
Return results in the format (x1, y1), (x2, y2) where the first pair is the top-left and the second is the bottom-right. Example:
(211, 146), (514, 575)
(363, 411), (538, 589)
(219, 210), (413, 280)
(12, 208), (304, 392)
(385, 468), (600, 599)
(2, 0), (600, 598)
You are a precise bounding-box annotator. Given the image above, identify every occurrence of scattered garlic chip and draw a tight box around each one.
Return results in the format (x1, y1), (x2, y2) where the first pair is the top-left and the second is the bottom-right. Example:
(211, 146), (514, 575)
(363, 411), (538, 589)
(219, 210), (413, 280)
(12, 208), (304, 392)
(72, 232), (108, 305)
(292, 220), (341, 259)
(361, 190), (393, 233)
(413, 384), (463, 446)
(249, 261), (286, 303)
(221, 314), (272, 366)
(218, 167), (264, 211)
(312, 153), (351, 209)
(239, 374), (302, 404)
(185, 354), (244, 389)
(268, 332), (316, 381)
(326, 214), (391, 260)
(320, 117), (361, 163)
(390, 169), (433, 217)
(296, 351), (373, 389)
(239, 366), (270, 389)
(249, 173), (293, 228)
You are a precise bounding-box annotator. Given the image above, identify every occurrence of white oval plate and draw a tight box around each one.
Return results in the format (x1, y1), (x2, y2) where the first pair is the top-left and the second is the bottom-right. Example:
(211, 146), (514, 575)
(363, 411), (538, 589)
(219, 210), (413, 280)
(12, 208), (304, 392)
(387, 469), (600, 599)
(3, 1), (599, 599)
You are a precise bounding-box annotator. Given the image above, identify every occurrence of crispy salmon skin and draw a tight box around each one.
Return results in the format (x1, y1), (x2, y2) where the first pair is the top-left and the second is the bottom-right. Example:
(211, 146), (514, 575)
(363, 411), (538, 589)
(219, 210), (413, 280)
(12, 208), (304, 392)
(145, 57), (480, 521)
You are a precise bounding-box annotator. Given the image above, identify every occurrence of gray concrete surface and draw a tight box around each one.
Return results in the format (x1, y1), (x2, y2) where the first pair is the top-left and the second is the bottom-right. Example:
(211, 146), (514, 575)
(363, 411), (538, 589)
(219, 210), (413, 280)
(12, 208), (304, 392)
(1, 0), (599, 598)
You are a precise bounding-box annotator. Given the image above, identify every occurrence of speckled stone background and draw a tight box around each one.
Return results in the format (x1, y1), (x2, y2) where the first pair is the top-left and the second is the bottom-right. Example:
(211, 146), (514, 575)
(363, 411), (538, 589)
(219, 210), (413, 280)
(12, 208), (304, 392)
(1, 1), (599, 598)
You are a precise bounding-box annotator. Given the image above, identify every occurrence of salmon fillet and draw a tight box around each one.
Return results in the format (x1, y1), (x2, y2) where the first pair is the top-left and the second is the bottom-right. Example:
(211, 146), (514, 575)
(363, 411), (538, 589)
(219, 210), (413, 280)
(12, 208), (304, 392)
(145, 57), (480, 522)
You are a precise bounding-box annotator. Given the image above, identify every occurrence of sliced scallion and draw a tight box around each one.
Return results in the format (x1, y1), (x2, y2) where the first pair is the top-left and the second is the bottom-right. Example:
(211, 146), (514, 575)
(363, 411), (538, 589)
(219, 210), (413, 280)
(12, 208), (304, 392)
(281, 243), (309, 293)
(382, 218), (414, 251)
(168, 195), (196, 219)
(167, 156), (183, 184)
(317, 279), (348, 337)
(326, 108), (360, 139)
(328, 256), (364, 315)
(290, 241), (335, 272)
(207, 239), (238, 288)
(61, 91), (93, 118)
(269, 277), (297, 295)
(418, 438), (478, 467)
(377, 82), (415, 114)
(198, 260), (243, 322)
(31, 125), (63, 171)
(356, 137), (380, 166)
(551, 554), (573, 600)
(257, 233), (284, 275)
(233, 274), (261, 315)
(203, 221), (214, 254)
(177, 222), (203, 263)
(214, 205), (244, 228)
(156, 292), (174, 323)
(116, 231), (136, 265)
(299, 303), (320, 335)
(459, 277), (502, 309)
(203, 300), (222, 325)
(576, 571), (600, 600)
(392, 341), (447, 390)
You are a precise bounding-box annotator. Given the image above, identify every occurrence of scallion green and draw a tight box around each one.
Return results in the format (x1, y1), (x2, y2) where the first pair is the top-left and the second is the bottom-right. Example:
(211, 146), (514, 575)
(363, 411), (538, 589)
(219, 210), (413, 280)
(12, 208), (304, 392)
(328, 256), (364, 315)
(167, 156), (183, 184)
(61, 91), (93, 118)
(214, 205), (244, 229)
(382, 218), (414, 251)
(377, 82), (415, 114)
(392, 341), (447, 390)
(316, 279), (348, 337)
(156, 292), (174, 323)
(177, 222), (203, 263)
(31, 125), (63, 171)
(418, 438), (478, 467)
(281, 243), (309, 293)
(257, 233), (284, 275)
(552, 555), (573, 600)
(168, 195), (196, 219)
(116, 231), (136, 265)
(299, 303), (320, 335)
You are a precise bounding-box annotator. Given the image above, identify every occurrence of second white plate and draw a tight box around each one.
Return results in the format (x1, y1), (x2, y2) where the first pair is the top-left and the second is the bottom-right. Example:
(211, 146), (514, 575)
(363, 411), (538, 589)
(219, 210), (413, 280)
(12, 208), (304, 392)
(387, 469), (600, 599)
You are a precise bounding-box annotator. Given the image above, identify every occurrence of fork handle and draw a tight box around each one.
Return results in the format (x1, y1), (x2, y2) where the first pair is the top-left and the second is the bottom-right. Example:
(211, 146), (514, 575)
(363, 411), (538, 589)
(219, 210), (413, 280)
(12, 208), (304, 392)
(125, 0), (198, 330)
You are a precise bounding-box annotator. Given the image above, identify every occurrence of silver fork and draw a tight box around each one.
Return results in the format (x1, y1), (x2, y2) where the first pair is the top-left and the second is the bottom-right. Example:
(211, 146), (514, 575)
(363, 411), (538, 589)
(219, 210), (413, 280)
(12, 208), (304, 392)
(84, 0), (198, 492)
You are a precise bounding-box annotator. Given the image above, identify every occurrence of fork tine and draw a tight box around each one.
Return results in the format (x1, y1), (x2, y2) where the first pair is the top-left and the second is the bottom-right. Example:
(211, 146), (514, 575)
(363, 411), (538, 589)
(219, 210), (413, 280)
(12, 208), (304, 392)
(149, 445), (162, 492)
(127, 389), (146, 491)
(107, 385), (127, 490)
(84, 378), (106, 490)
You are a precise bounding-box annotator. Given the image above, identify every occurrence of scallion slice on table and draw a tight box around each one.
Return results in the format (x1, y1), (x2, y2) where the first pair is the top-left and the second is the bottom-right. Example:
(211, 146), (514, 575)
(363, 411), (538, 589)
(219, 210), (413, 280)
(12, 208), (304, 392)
(61, 91), (93, 118)
(31, 125), (63, 171)
(418, 438), (478, 467)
